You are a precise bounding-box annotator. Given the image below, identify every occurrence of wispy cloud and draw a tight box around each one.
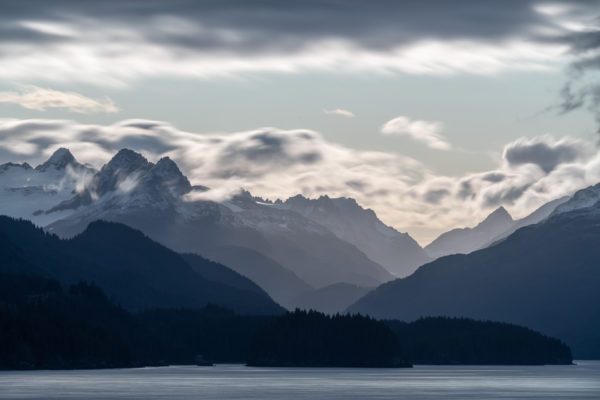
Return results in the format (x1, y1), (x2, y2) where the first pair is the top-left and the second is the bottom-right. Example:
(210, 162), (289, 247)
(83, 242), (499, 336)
(0, 86), (118, 113)
(324, 109), (355, 118)
(381, 115), (451, 150)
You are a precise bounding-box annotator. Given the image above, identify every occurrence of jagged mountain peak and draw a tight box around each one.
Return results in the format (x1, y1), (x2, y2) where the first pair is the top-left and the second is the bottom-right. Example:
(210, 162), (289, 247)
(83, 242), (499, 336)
(105, 148), (150, 171)
(96, 150), (196, 199)
(149, 157), (191, 196)
(0, 161), (33, 172)
(35, 148), (77, 171)
(425, 206), (515, 259)
(479, 206), (513, 226)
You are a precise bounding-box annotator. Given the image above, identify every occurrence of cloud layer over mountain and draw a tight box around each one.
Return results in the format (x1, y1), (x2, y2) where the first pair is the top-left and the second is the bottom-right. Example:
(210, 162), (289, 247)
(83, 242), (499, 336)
(2, 118), (600, 242)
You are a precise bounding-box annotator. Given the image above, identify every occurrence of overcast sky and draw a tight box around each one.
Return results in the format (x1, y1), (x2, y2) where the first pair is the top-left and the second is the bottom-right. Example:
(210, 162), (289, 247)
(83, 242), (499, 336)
(1, 0), (600, 244)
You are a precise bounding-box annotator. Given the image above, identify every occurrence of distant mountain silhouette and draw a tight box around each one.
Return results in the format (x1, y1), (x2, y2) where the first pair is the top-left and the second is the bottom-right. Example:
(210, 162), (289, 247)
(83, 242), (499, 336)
(0, 216), (283, 315)
(277, 195), (430, 277)
(349, 194), (600, 359)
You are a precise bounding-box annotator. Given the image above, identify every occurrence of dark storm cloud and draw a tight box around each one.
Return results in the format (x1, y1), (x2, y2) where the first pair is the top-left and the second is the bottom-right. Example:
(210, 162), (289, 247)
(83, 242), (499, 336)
(216, 130), (322, 178)
(1, 0), (597, 85)
(457, 180), (474, 200)
(482, 172), (506, 183)
(0, 0), (589, 54)
(503, 137), (591, 173)
(424, 188), (450, 204)
(555, 13), (600, 131)
(483, 184), (532, 207)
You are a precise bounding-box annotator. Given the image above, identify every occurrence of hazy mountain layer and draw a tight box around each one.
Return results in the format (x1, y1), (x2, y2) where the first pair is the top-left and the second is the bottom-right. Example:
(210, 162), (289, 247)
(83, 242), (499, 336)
(425, 206), (514, 258)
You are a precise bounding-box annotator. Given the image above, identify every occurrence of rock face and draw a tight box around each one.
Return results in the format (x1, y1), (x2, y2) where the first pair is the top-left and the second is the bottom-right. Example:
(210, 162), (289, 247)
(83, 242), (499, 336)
(349, 194), (600, 359)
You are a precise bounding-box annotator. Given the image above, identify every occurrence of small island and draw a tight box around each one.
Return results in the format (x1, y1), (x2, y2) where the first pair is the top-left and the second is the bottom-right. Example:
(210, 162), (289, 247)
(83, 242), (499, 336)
(246, 310), (411, 368)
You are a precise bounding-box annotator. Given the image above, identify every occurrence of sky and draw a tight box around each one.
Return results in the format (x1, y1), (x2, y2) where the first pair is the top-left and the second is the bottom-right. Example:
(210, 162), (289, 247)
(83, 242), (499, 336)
(1, 0), (600, 244)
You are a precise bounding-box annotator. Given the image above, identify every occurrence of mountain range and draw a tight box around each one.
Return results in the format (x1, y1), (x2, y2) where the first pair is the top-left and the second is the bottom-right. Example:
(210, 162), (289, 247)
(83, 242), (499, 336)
(2, 148), (435, 310)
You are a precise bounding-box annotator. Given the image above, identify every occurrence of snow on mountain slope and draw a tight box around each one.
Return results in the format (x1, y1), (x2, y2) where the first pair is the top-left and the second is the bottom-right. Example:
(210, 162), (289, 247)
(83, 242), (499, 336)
(0, 148), (95, 226)
(551, 183), (600, 216)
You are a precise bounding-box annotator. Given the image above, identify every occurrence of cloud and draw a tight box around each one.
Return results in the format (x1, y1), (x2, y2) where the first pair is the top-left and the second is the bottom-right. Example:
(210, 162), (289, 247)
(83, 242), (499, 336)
(381, 115), (451, 150)
(544, 2), (600, 132)
(503, 135), (593, 173)
(0, 86), (118, 113)
(324, 109), (355, 118)
(2, 117), (600, 244)
(0, 0), (587, 85)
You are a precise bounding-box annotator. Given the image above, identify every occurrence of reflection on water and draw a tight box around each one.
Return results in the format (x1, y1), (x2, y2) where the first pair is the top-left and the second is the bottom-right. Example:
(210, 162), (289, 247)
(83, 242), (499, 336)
(1, 361), (599, 399)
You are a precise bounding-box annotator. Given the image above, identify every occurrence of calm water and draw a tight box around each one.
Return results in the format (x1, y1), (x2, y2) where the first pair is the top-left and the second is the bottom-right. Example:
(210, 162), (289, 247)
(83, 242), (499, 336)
(1, 361), (599, 399)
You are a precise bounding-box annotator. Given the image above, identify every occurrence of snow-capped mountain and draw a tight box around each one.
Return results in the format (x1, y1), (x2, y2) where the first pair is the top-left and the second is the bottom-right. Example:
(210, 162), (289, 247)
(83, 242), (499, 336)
(45, 149), (191, 215)
(44, 149), (393, 308)
(425, 206), (514, 259)
(0, 148), (95, 226)
(272, 194), (430, 277)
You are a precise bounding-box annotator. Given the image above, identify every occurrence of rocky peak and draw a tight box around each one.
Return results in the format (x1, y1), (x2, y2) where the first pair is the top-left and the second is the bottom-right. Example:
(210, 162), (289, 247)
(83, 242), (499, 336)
(478, 206), (513, 228)
(150, 157), (192, 196)
(35, 148), (77, 171)
(104, 149), (150, 173)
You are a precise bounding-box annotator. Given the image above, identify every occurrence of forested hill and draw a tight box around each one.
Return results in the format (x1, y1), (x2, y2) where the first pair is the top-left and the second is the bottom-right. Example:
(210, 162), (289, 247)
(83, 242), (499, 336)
(0, 216), (283, 315)
(386, 317), (572, 365)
